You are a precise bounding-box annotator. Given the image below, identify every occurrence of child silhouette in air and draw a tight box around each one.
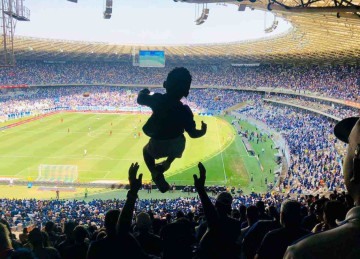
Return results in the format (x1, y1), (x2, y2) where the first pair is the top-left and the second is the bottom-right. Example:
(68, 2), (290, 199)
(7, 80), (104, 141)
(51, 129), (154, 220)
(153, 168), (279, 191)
(137, 67), (207, 193)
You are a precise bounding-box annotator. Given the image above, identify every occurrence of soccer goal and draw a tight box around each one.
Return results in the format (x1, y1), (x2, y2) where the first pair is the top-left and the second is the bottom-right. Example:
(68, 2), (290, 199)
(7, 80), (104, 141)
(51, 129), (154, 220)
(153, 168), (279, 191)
(37, 164), (78, 183)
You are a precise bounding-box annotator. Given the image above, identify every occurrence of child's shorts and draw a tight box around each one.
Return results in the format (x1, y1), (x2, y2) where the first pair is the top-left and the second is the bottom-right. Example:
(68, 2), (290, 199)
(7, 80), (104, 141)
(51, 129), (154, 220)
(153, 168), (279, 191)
(145, 134), (186, 159)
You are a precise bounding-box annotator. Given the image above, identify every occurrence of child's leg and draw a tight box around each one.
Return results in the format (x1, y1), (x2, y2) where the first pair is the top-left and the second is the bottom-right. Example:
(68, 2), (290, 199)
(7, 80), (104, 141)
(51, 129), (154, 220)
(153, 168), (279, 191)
(143, 145), (158, 178)
(155, 156), (176, 172)
(143, 145), (170, 193)
(143, 145), (156, 174)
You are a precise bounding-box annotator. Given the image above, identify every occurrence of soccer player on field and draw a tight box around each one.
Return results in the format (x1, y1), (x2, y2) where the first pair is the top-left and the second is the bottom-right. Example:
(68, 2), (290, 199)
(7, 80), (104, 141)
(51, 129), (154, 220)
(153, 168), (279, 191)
(137, 67), (207, 193)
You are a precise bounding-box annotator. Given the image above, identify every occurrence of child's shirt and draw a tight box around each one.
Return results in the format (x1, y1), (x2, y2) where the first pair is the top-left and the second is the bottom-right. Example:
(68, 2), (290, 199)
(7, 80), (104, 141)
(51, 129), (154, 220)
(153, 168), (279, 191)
(137, 92), (196, 140)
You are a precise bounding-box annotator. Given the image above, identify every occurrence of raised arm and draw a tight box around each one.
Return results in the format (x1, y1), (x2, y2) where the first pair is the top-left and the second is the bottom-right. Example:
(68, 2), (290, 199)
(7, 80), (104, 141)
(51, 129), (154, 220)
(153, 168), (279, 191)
(193, 162), (219, 228)
(117, 162), (143, 235)
(187, 121), (207, 138)
(137, 88), (154, 106)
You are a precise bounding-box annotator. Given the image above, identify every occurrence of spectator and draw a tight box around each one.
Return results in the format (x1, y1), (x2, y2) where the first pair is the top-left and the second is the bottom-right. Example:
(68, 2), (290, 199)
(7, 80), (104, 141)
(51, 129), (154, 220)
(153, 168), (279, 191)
(8, 248), (36, 259)
(87, 209), (120, 259)
(0, 219), (21, 250)
(239, 205), (247, 226)
(256, 201), (272, 220)
(311, 199), (328, 233)
(242, 218), (281, 259)
(161, 218), (194, 259)
(312, 200), (346, 232)
(114, 162), (149, 259)
(241, 206), (259, 229)
(56, 221), (77, 257)
(194, 162), (242, 259)
(133, 212), (162, 257)
(256, 200), (309, 259)
(63, 225), (89, 259)
(44, 222), (58, 247)
(301, 203), (318, 231)
(19, 228), (29, 245)
(27, 228), (60, 259)
(267, 206), (280, 224)
(0, 222), (13, 259)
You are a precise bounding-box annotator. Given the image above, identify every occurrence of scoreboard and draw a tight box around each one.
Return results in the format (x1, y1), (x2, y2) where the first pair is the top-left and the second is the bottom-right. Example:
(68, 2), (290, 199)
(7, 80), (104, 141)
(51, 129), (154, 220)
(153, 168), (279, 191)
(139, 50), (165, 68)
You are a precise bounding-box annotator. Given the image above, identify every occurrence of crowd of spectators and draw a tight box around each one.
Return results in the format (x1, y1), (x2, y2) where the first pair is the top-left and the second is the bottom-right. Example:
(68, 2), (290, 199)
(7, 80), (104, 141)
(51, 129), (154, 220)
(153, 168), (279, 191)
(240, 103), (346, 194)
(0, 162), (355, 259)
(0, 61), (359, 101)
(0, 193), (271, 229)
(2, 85), (356, 120)
(0, 62), (359, 258)
(0, 87), (260, 117)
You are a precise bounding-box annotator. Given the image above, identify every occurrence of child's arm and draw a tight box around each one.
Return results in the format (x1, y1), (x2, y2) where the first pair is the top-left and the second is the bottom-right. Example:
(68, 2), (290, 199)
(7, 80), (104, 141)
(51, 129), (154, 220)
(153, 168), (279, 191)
(187, 121), (207, 138)
(137, 88), (155, 107)
(184, 106), (207, 138)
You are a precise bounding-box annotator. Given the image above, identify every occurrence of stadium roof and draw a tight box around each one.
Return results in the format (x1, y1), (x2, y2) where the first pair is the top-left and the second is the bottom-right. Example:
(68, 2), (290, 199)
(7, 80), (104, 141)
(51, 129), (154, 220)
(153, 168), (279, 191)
(13, 0), (360, 64)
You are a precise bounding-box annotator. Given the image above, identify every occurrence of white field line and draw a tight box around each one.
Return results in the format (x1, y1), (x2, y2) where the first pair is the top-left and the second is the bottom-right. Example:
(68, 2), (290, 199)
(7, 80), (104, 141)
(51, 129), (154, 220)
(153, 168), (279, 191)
(216, 118), (227, 184)
(11, 130), (136, 134)
(164, 118), (235, 180)
(102, 171), (112, 179)
(14, 168), (28, 177)
(0, 154), (135, 161)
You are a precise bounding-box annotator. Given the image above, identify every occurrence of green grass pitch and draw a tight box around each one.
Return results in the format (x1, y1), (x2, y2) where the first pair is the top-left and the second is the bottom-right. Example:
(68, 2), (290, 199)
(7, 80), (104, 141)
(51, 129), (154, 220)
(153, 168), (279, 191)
(0, 112), (277, 195)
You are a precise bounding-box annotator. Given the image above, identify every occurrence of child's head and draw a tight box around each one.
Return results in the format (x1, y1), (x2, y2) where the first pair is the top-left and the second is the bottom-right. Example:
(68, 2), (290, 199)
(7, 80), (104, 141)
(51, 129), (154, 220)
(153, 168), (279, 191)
(164, 67), (192, 99)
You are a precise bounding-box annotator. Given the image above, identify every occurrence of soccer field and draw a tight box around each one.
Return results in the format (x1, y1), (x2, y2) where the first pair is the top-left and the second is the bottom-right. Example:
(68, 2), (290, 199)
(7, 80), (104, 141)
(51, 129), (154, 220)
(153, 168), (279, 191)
(0, 112), (277, 194)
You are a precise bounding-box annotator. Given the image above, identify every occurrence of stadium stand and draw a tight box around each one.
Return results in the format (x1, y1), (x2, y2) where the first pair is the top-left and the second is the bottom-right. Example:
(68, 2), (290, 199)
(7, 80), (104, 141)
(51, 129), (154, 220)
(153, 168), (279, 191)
(0, 61), (359, 101)
(0, 58), (358, 259)
(1, 0), (359, 254)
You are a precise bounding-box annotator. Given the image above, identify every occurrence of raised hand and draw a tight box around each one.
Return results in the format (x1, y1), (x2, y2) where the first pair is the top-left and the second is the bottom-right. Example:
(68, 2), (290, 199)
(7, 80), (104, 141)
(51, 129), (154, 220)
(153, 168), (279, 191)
(128, 162), (143, 193)
(140, 88), (150, 95)
(193, 162), (206, 191)
(201, 121), (207, 133)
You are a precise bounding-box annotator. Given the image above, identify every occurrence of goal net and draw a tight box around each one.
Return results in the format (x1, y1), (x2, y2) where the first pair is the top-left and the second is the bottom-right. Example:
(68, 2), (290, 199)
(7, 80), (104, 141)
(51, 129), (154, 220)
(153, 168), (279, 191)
(37, 164), (78, 183)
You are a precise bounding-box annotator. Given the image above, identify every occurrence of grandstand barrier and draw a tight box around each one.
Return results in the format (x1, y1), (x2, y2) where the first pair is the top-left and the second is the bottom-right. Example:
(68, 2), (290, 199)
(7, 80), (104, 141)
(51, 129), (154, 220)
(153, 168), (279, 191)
(0, 84), (28, 89)
(264, 99), (341, 121)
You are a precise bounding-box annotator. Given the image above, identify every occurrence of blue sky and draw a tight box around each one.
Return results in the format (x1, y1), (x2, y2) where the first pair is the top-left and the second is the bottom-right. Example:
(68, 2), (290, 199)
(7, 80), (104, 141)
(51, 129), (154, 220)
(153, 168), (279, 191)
(16, 0), (292, 45)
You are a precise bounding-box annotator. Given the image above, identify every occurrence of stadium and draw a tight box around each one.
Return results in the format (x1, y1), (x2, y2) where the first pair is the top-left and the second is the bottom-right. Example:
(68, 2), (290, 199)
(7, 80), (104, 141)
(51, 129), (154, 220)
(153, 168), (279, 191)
(0, 0), (359, 258)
